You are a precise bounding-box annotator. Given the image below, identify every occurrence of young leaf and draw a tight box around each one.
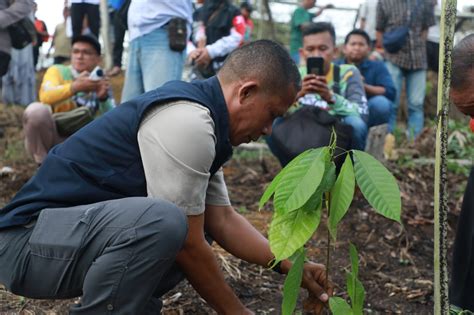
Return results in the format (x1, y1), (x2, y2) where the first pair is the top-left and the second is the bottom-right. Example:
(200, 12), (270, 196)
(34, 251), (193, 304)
(282, 248), (306, 315)
(273, 148), (328, 214)
(352, 150), (401, 223)
(329, 297), (353, 315)
(269, 197), (322, 261)
(347, 244), (365, 315)
(329, 154), (355, 240)
(259, 149), (315, 210)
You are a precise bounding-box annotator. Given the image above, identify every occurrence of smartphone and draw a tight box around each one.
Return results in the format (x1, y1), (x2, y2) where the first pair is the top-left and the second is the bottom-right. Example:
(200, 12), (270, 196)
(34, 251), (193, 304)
(306, 57), (324, 76)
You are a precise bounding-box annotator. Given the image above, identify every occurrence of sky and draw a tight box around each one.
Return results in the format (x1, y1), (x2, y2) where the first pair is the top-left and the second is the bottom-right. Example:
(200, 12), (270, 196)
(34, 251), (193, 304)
(35, 0), (472, 41)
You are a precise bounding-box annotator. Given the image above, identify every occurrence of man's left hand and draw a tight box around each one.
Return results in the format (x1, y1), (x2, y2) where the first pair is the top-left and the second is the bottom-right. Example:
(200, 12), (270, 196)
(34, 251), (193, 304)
(193, 48), (212, 67)
(96, 78), (110, 101)
(300, 262), (334, 314)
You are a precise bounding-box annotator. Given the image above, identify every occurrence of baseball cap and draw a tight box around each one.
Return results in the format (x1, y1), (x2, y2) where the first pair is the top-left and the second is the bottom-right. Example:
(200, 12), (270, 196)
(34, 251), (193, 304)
(72, 34), (101, 55)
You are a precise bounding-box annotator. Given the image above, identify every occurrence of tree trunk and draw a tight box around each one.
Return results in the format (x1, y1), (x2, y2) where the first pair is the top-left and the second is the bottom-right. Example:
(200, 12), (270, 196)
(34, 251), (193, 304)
(99, 0), (112, 70)
(434, 1), (457, 314)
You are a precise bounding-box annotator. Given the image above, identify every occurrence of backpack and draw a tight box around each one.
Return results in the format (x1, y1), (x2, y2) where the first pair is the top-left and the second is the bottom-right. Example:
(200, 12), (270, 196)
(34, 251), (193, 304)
(7, 0), (37, 49)
(270, 65), (353, 168)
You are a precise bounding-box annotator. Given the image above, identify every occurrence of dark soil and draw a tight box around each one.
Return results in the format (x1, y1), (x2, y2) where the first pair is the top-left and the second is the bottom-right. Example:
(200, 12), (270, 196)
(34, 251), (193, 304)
(0, 103), (468, 314)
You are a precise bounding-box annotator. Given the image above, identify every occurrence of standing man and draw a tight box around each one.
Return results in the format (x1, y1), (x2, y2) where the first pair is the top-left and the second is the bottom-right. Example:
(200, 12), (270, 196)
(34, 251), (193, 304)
(359, 0), (378, 44)
(337, 29), (396, 129)
(0, 0), (33, 77)
(70, 0), (100, 39)
(0, 40), (331, 315)
(376, 0), (435, 139)
(449, 33), (474, 313)
(289, 0), (332, 65)
(121, 0), (192, 102)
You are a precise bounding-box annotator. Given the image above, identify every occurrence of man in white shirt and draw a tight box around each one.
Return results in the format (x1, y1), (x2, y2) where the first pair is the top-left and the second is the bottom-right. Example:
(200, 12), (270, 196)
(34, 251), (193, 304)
(121, 0), (193, 102)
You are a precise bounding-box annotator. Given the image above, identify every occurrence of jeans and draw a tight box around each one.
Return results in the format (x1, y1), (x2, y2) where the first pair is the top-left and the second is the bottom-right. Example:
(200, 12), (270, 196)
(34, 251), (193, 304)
(368, 95), (391, 127)
(121, 27), (185, 102)
(341, 115), (368, 151)
(385, 61), (426, 138)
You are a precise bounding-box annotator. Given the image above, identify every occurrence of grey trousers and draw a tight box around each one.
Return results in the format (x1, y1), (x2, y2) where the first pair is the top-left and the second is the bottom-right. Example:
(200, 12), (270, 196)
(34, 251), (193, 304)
(0, 197), (188, 314)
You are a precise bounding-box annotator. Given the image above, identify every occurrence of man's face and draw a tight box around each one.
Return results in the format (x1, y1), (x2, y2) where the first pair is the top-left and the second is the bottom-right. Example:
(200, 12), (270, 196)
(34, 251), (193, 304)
(451, 86), (474, 117)
(71, 42), (100, 73)
(229, 83), (296, 146)
(343, 34), (370, 63)
(300, 32), (336, 75)
(302, 0), (316, 10)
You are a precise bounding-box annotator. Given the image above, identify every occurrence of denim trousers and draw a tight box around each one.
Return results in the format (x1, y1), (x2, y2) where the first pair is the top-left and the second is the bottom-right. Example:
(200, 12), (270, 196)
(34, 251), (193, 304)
(341, 115), (368, 151)
(385, 61), (426, 137)
(368, 95), (391, 128)
(0, 197), (188, 314)
(121, 27), (185, 102)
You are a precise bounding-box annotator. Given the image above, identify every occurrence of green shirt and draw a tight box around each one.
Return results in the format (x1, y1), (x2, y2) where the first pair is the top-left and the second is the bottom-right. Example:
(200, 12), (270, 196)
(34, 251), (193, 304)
(289, 7), (314, 54)
(296, 63), (368, 118)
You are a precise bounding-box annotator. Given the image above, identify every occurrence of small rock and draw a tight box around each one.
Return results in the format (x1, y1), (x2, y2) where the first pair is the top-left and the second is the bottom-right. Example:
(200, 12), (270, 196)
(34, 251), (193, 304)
(0, 166), (15, 176)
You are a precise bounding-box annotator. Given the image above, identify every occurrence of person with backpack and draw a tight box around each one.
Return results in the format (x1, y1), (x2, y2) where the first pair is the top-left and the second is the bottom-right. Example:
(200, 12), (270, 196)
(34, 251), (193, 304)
(267, 22), (368, 166)
(23, 35), (114, 164)
(0, 0), (34, 77)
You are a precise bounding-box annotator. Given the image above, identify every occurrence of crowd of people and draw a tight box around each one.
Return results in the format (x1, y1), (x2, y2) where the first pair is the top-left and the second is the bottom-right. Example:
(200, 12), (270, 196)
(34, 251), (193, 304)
(0, 0), (472, 314)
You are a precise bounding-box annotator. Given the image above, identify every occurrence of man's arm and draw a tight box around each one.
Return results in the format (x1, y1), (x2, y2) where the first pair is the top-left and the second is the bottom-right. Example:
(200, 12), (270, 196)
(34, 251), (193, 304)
(0, 0), (33, 29)
(364, 83), (385, 97)
(175, 213), (251, 314)
(204, 204), (330, 303)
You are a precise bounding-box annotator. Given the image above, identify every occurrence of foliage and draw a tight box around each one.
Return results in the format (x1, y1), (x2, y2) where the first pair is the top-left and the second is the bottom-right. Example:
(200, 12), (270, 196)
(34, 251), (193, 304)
(259, 133), (401, 314)
(329, 244), (365, 315)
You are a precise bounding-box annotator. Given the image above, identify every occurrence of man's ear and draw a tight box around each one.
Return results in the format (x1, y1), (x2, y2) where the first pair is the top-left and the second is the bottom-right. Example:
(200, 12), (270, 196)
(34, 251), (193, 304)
(238, 81), (258, 105)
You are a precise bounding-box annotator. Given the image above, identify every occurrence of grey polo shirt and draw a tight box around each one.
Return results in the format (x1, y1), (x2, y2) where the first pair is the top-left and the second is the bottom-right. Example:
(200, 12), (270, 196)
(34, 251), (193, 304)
(137, 101), (231, 216)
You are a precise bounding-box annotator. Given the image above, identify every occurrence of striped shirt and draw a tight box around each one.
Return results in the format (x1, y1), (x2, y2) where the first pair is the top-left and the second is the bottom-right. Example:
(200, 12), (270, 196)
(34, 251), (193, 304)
(376, 0), (435, 70)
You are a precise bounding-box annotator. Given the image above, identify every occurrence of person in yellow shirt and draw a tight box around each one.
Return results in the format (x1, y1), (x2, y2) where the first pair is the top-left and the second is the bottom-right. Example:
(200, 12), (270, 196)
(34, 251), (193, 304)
(23, 35), (115, 164)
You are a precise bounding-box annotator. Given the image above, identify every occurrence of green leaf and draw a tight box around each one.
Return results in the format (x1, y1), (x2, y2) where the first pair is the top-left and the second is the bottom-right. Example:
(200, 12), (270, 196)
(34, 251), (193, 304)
(269, 196), (322, 261)
(352, 150), (401, 223)
(329, 297), (353, 315)
(274, 148), (328, 214)
(347, 244), (365, 315)
(329, 154), (355, 240)
(259, 150), (315, 210)
(282, 248), (305, 315)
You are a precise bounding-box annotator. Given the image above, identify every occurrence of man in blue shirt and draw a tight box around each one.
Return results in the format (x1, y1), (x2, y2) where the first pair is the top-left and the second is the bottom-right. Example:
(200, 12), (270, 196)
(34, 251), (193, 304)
(336, 29), (396, 128)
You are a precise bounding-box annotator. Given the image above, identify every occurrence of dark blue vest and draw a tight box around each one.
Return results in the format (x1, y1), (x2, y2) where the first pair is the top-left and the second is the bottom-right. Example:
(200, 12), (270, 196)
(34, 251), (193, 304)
(0, 77), (233, 229)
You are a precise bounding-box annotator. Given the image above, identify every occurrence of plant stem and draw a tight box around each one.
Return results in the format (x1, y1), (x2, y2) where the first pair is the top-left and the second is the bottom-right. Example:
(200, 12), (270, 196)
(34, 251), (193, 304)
(434, 1), (457, 314)
(325, 191), (331, 289)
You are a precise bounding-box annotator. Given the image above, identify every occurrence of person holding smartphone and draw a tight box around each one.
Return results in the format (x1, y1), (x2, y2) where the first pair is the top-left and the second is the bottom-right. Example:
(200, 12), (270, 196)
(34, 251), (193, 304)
(296, 22), (368, 150)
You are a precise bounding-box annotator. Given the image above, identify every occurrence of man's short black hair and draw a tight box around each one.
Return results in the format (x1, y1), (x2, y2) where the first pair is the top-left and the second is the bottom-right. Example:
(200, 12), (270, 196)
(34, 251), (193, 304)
(302, 22), (336, 45)
(72, 34), (101, 55)
(240, 1), (253, 13)
(344, 29), (371, 46)
(451, 33), (474, 91)
(218, 39), (301, 93)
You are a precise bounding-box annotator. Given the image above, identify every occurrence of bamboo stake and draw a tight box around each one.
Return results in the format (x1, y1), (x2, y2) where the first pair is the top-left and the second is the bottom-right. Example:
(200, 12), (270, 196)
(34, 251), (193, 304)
(434, 0), (457, 314)
(99, 0), (112, 70)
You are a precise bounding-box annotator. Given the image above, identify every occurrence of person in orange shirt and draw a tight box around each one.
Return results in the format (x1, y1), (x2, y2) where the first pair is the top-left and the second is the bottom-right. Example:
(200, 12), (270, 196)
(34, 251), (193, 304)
(23, 35), (114, 164)
(32, 2), (49, 69)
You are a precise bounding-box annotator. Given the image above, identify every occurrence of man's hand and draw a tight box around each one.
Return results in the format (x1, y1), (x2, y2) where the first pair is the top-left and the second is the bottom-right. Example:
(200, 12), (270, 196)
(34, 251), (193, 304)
(189, 47), (212, 67)
(296, 74), (333, 103)
(71, 72), (100, 94)
(301, 262), (334, 315)
(96, 78), (110, 101)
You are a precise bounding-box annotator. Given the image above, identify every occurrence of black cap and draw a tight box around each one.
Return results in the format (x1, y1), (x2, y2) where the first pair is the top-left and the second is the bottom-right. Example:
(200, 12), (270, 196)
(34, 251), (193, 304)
(72, 34), (101, 55)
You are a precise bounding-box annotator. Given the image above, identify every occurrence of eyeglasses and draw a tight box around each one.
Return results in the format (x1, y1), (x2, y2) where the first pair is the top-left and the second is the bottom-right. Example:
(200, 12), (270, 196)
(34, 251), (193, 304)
(72, 49), (97, 57)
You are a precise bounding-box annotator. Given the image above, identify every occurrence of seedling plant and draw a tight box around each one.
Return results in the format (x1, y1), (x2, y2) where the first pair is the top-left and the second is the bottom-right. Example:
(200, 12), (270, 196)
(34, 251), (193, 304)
(259, 133), (402, 314)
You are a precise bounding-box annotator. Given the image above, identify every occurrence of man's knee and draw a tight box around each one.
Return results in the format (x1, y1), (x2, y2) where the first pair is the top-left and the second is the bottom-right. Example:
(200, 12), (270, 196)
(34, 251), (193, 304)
(369, 96), (391, 113)
(23, 102), (53, 128)
(134, 199), (188, 254)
